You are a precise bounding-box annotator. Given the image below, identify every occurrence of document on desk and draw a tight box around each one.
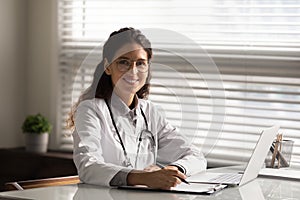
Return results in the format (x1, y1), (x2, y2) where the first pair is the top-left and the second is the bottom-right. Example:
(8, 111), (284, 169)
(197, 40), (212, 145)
(171, 183), (227, 194)
(119, 183), (227, 195)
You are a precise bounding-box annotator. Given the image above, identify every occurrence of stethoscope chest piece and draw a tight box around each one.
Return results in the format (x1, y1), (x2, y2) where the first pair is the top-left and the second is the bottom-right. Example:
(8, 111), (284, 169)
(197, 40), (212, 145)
(123, 156), (133, 168)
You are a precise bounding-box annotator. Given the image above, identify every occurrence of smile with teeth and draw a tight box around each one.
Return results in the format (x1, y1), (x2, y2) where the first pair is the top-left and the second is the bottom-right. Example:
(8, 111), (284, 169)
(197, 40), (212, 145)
(123, 77), (139, 84)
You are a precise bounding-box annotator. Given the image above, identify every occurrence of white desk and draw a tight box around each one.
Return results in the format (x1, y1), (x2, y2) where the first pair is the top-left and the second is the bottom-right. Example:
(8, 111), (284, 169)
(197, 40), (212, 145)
(1, 168), (300, 200)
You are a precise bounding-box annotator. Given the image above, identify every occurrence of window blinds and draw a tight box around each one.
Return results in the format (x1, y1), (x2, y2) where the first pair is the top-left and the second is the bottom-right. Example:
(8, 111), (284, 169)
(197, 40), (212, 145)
(57, 0), (300, 168)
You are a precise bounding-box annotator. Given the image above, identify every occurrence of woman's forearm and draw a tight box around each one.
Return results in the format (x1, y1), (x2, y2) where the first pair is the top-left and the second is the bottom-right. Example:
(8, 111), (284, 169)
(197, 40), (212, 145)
(127, 170), (147, 186)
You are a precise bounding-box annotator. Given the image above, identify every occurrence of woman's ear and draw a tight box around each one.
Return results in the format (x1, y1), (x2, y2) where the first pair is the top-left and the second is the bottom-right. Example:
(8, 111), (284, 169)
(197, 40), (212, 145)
(104, 58), (111, 75)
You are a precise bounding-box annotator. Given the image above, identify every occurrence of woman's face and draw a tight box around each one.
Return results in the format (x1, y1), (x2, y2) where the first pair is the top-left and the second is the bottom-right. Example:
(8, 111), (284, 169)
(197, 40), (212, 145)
(105, 43), (149, 98)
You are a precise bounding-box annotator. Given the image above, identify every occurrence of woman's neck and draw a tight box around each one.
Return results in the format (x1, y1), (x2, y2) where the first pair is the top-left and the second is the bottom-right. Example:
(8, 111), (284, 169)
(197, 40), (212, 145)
(122, 95), (135, 107)
(114, 91), (135, 107)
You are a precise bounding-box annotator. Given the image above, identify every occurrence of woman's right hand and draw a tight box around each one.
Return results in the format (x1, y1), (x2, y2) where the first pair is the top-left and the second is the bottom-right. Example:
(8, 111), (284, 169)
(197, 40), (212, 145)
(127, 168), (187, 190)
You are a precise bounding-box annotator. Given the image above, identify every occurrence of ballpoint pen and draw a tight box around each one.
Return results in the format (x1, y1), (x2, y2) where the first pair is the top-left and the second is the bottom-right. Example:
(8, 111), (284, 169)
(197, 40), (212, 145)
(156, 163), (190, 185)
(176, 176), (190, 185)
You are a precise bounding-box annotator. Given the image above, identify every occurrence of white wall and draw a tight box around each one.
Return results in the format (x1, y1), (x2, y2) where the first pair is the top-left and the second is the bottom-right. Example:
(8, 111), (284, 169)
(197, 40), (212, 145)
(0, 0), (27, 147)
(0, 0), (57, 148)
(26, 0), (56, 116)
(26, 0), (58, 149)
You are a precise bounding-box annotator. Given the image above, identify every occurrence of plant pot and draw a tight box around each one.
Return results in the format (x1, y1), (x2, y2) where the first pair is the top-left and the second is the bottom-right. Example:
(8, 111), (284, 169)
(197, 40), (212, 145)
(25, 133), (49, 153)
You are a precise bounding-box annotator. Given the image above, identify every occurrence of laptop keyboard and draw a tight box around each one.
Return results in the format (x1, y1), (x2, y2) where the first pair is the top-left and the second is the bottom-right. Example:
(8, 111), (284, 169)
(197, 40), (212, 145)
(208, 173), (242, 184)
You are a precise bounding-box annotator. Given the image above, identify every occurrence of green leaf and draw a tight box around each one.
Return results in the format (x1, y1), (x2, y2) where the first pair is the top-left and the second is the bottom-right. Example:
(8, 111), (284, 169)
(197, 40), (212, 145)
(21, 113), (52, 134)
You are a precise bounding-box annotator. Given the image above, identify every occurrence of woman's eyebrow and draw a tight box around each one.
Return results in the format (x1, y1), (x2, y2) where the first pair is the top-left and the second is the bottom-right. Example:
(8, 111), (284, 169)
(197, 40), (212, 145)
(117, 56), (147, 61)
(117, 56), (129, 60)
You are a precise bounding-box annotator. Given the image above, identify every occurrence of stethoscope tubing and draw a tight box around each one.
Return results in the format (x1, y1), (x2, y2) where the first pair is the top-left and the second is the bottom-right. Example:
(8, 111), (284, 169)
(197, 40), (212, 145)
(105, 99), (156, 168)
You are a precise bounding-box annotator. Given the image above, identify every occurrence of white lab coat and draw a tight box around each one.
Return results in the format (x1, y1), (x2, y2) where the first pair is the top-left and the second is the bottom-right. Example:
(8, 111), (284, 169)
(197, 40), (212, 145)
(73, 94), (207, 186)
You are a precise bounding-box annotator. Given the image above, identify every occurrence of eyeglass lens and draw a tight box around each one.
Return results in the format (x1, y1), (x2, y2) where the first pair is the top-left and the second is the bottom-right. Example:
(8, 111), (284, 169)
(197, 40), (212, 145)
(117, 58), (149, 72)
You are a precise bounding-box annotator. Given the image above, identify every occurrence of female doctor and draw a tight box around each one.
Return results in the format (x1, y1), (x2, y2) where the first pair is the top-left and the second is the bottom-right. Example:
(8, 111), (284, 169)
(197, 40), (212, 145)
(68, 27), (207, 190)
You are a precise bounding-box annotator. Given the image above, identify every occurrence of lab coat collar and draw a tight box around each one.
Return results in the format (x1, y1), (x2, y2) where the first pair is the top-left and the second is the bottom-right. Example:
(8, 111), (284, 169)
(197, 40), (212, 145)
(109, 92), (141, 117)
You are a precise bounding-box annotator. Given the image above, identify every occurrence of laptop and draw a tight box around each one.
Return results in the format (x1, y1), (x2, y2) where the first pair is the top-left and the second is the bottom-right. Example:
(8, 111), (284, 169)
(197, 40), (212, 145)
(187, 125), (279, 186)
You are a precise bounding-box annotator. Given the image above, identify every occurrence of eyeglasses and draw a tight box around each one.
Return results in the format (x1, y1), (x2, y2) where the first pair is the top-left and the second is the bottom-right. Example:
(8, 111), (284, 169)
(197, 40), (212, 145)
(116, 58), (149, 73)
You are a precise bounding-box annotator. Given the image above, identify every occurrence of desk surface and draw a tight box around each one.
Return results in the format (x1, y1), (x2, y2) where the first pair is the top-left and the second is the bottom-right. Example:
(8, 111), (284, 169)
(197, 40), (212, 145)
(1, 169), (300, 200)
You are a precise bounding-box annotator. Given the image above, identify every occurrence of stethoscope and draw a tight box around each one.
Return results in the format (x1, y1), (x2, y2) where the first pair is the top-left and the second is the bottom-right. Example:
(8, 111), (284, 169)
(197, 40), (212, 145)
(105, 99), (156, 168)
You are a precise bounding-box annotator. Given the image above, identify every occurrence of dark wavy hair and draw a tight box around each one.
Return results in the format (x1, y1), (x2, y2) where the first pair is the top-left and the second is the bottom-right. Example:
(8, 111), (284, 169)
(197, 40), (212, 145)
(67, 27), (152, 129)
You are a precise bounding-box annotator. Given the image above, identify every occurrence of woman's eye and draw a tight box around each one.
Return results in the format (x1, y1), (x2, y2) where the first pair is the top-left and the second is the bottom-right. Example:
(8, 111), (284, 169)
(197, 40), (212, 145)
(136, 60), (146, 67)
(119, 59), (130, 66)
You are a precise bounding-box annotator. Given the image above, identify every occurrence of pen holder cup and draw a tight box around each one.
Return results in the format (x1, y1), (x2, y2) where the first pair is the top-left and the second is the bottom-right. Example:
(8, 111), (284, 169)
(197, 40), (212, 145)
(265, 140), (294, 168)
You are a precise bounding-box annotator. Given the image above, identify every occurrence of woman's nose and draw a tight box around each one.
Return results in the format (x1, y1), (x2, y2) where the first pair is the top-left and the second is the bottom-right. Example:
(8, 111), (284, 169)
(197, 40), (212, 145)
(128, 63), (139, 74)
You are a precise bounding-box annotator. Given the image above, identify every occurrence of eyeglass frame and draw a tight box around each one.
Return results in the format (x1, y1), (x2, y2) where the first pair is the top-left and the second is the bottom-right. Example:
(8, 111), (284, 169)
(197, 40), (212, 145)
(115, 57), (150, 73)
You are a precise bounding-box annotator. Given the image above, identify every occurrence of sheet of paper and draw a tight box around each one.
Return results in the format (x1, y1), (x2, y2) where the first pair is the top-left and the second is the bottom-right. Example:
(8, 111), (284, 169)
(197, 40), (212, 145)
(171, 183), (216, 193)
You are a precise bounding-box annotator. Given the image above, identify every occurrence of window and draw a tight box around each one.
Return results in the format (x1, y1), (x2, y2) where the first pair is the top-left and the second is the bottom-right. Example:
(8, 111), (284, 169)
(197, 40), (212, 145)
(57, 0), (300, 169)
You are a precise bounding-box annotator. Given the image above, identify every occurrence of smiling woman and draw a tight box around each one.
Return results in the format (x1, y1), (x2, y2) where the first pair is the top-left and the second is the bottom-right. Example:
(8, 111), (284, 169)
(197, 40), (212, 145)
(67, 27), (207, 189)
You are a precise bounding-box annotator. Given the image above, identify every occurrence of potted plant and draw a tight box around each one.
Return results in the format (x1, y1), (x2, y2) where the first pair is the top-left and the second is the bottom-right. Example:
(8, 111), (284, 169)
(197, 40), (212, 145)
(22, 113), (52, 153)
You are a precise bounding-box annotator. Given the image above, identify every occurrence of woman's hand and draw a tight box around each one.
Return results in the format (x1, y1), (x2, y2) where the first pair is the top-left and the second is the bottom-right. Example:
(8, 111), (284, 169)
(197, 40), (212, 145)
(143, 164), (161, 172)
(127, 166), (187, 190)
